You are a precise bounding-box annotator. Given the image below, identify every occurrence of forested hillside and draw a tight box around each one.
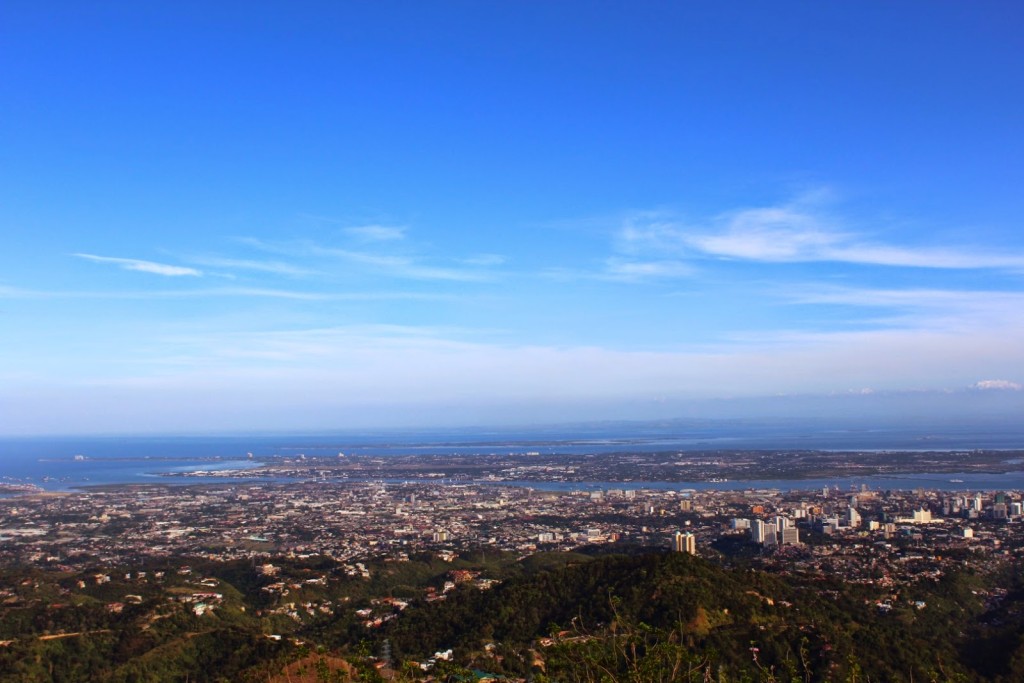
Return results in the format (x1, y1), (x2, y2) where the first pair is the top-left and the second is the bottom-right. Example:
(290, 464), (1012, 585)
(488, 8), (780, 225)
(4, 550), (1024, 681)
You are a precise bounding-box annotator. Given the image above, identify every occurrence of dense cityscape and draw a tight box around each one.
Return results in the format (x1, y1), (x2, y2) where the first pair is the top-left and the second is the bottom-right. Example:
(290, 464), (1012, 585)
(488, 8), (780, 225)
(4, 447), (1024, 680)
(4, 472), (1022, 583)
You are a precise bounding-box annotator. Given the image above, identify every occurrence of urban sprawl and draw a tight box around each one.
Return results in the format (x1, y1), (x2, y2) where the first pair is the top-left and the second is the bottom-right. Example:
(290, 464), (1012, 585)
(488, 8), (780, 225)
(3, 476), (1021, 604)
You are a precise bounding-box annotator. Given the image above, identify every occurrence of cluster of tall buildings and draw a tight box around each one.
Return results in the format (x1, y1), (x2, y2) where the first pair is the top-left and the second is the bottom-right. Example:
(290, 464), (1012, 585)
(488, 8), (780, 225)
(749, 517), (801, 547)
(673, 531), (696, 555)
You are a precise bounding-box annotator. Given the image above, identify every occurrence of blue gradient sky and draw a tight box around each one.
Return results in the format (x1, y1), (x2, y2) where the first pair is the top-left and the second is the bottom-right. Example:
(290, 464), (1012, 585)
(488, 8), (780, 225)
(2, 2), (1023, 435)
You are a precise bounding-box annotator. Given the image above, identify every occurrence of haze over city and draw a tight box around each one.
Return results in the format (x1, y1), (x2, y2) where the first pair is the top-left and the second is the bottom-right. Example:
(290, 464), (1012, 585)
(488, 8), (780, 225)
(2, 2), (1023, 434)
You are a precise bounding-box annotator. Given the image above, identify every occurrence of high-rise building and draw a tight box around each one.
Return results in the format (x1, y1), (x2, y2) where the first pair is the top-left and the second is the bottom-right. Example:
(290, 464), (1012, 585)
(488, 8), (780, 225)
(781, 527), (801, 546)
(752, 519), (768, 544)
(753, 520), (778, 546)
(674, 531), (697, 555)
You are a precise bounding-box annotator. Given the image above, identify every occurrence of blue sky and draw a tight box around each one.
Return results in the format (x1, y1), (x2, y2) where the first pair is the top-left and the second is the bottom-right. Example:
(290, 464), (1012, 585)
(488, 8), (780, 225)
(2, 2), (1023, 435)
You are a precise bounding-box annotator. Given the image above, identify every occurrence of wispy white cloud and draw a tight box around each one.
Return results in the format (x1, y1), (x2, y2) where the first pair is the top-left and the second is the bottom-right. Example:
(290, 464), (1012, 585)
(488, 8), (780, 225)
(685, 205), (845, 261)
(603, 258), (693, 281)
(342, 225), (407, 242)
(788, 286), (1024, 310)
(74, 253), (202, 277)
(971, 379), (1022, 391)
(538, 250), (692, 283)
(315, 247), (492, 282)
(618, 196), (1024, 270)
(237, 237), (496, 282)
(0, 285), (44, 299)
(782, 286), (1024, 335)
(460, 253), (506, 267)
(187, 256), (319, 277)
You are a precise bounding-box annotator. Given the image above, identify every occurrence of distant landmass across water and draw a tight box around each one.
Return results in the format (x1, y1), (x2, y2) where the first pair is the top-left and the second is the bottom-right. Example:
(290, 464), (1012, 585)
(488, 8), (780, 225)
(2, 418), (1023, 492)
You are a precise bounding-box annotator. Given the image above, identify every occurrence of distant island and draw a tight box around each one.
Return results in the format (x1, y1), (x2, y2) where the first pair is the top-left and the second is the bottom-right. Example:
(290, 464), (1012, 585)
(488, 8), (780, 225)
(163, 448), (1024, 485)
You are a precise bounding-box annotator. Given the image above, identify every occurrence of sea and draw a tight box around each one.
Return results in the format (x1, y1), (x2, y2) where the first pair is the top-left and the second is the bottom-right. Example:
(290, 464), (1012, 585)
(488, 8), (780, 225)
(2, 418), (1023, 493)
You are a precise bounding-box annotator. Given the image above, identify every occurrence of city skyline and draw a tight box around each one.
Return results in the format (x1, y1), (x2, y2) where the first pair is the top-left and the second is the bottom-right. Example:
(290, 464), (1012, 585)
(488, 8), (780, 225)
(2, 3), (1023, 434)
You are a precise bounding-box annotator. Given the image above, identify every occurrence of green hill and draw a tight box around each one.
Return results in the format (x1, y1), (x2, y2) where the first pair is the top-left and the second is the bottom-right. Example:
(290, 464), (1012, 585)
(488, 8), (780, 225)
(375, 552), (1024, 682)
